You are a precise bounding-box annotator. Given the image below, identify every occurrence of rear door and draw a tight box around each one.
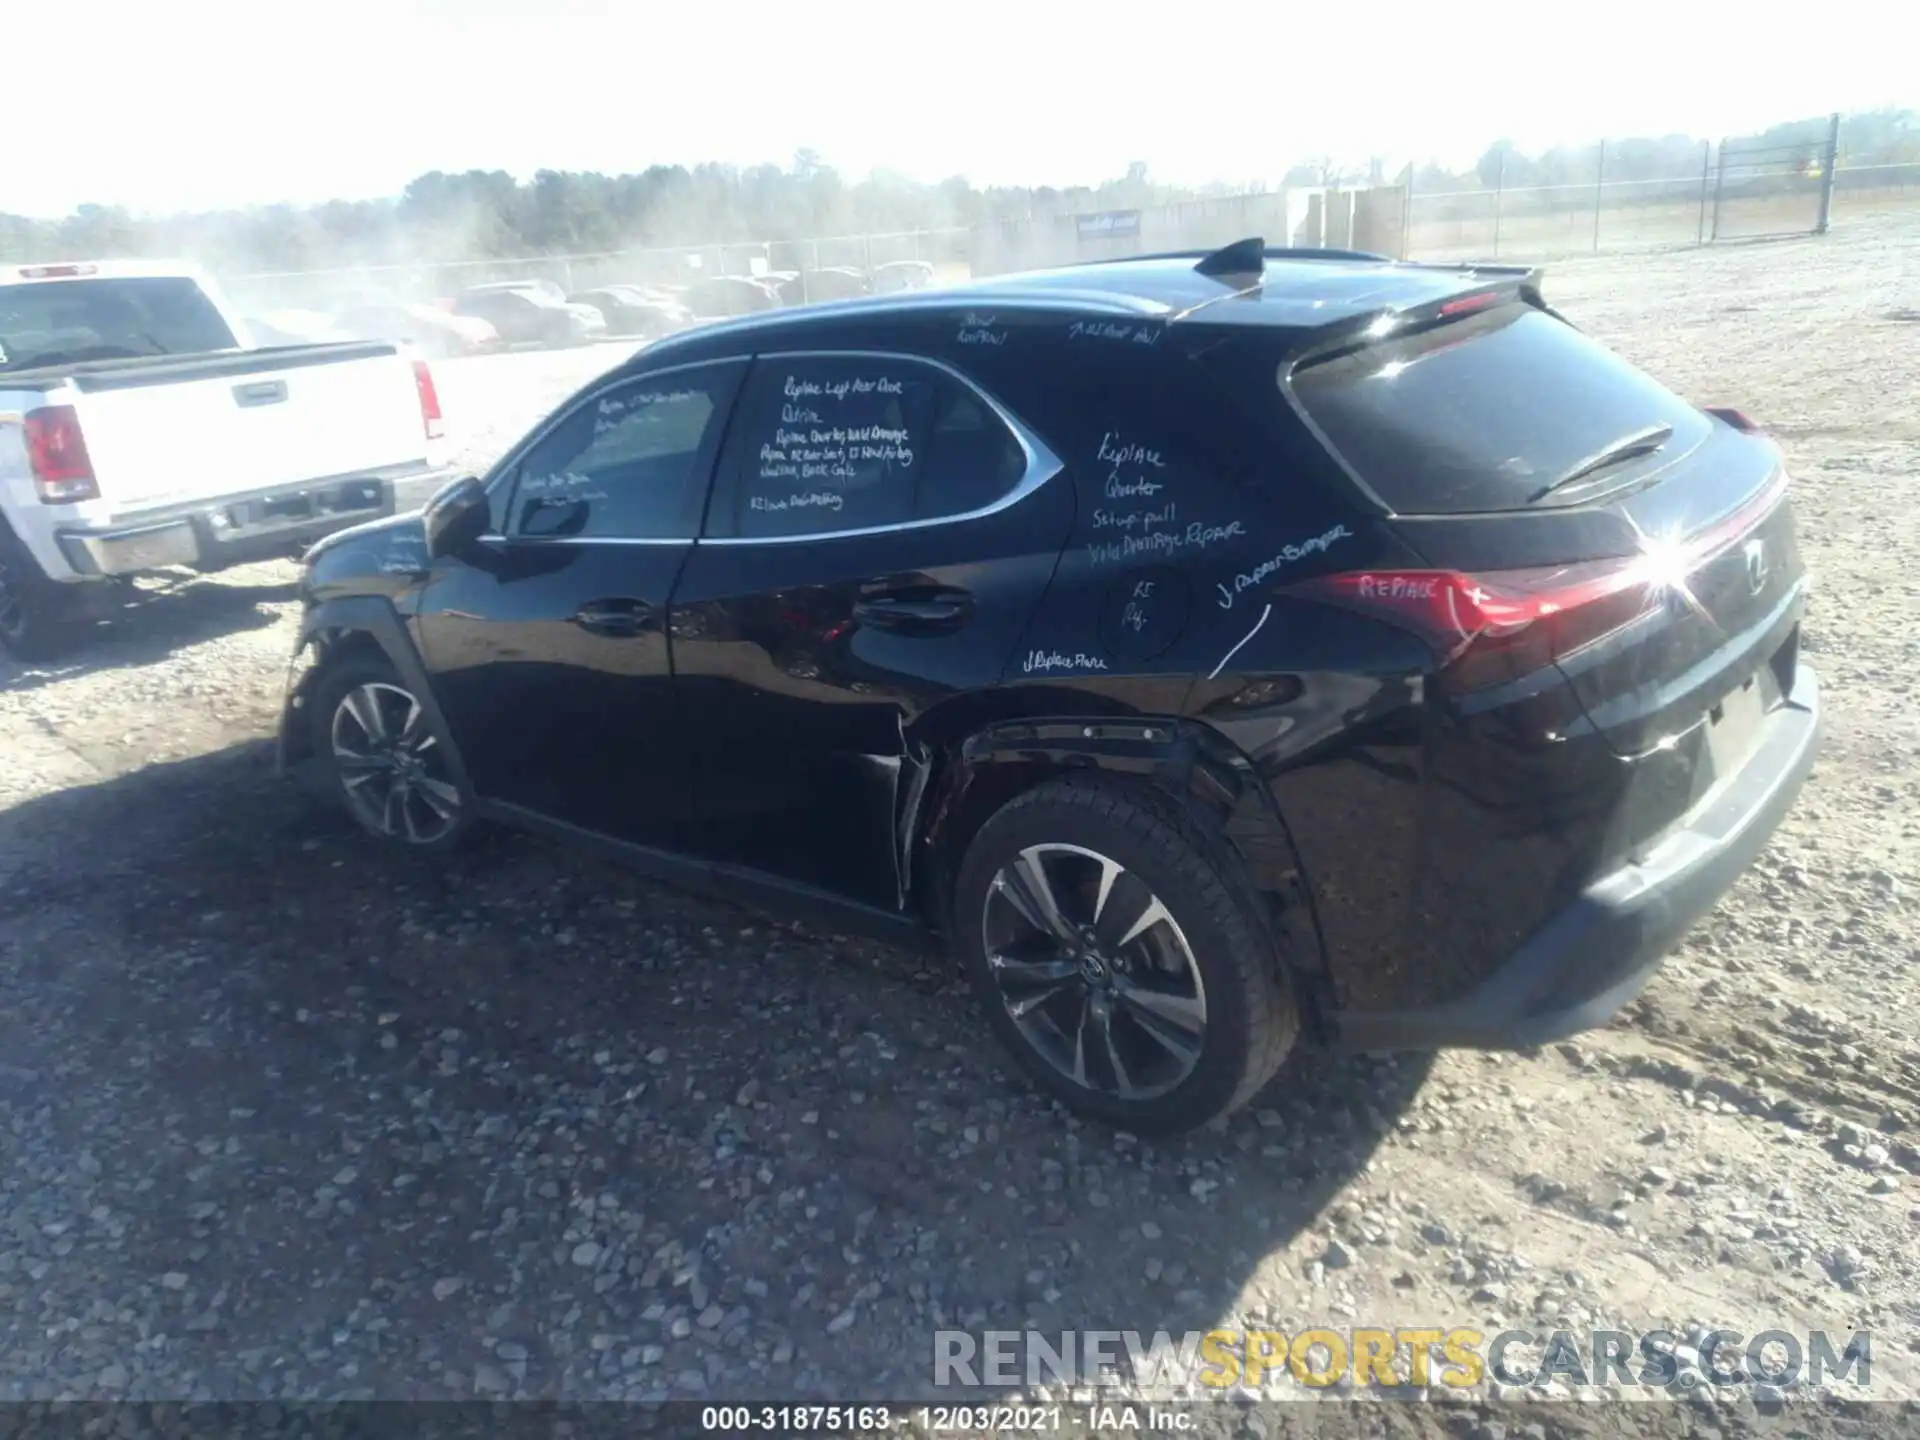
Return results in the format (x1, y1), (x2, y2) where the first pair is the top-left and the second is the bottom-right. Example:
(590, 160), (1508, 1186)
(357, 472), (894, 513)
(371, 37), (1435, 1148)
(669, 348), (1074, 910)
(415, 360), (744, 844)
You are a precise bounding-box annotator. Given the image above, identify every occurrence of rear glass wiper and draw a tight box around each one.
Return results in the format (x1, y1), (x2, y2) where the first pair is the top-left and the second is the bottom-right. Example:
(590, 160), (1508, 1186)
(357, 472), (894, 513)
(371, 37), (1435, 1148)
(1528, 423), (1674, 504)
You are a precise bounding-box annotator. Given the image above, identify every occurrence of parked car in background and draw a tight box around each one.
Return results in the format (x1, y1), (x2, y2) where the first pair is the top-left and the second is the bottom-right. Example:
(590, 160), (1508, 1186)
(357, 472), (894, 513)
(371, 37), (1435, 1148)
(803, 267), (871, 302)
(458, 278), (566, 304)
(566, 287), (690, 339)
(452, 286), (604, 348)
(338, 302), (500, 359)
(610, 283), (695, 318)
(682, 275), (782, 318)
(0, 260), (451, 658)
(244, 309), (354, 346)
(874, 260), (937, 294)
(759, 270), (801, 301)
(275, 237), (1821, 1135)
(762, 267), (871, 306)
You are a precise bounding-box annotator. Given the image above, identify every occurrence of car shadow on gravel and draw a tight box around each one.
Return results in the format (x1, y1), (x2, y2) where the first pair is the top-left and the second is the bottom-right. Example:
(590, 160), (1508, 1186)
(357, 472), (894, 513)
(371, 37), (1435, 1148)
(0, 573), (298, 696)
(0, 741), (1426, 1402)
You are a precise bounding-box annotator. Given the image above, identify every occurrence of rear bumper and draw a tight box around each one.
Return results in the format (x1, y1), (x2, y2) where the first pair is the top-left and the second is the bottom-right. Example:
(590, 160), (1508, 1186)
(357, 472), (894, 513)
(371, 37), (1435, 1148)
(54, 464), (452, 579)
(1337, 662), (1822, 1051)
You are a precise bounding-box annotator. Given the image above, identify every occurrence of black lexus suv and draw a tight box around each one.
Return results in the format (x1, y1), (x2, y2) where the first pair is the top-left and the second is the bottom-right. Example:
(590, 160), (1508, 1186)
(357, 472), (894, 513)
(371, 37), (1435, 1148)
(278, 237), (1821, 1135)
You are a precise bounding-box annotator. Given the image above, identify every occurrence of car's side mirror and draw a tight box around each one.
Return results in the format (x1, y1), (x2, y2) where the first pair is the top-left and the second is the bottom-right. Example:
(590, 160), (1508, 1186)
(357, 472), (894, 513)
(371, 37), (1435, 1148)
(423, 474), (490, 559)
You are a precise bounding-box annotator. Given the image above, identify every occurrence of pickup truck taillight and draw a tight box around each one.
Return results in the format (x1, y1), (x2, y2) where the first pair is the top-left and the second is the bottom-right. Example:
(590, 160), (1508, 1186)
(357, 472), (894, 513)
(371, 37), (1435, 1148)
(24, 406), (100, 503)
(411, 359), (446, 441)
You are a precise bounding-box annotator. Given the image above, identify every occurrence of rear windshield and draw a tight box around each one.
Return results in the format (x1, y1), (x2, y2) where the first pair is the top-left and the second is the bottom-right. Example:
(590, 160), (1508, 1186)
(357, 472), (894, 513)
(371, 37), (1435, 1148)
(1286, 303), (1710, 514)
(0, 276), (237, 373)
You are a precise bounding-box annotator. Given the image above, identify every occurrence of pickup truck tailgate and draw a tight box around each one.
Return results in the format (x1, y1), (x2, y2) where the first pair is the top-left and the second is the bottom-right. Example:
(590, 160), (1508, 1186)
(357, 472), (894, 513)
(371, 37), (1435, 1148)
(69, 344), (430, 512)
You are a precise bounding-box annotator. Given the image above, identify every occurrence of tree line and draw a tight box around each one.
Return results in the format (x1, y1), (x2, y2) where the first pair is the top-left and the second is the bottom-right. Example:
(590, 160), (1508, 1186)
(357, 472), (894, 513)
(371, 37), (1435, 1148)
(2, 110), (1911, 276)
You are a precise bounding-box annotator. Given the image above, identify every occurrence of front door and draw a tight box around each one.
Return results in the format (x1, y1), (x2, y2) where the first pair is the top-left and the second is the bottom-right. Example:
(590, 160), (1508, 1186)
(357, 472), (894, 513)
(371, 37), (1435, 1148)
(669, 350), (1074, 909)
(414, 360), (744, 845)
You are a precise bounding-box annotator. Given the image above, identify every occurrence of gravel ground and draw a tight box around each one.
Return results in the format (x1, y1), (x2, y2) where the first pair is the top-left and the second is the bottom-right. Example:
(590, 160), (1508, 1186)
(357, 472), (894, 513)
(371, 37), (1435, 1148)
(1, 218), (1916, 1427)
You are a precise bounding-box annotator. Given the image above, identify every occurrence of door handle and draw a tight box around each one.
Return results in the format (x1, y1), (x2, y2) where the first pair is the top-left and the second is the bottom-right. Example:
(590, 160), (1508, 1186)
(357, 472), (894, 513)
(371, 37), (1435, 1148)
(573, 598), (656, 636)
(851, 591), (974, 634)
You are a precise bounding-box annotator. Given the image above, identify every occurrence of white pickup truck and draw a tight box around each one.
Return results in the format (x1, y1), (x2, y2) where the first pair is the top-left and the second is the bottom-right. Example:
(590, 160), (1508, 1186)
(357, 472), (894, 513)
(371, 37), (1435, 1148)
(0, 260), (455, 658)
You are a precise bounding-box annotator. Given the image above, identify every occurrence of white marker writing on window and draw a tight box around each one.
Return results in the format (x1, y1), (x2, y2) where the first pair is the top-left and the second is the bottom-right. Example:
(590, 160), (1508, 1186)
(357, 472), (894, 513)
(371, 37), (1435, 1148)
(750, 491), (845, 514)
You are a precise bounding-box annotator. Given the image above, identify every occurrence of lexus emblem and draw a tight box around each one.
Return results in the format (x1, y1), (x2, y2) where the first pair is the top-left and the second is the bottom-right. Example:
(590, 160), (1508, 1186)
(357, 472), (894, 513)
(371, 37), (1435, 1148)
(1743, 538), (1770, 596)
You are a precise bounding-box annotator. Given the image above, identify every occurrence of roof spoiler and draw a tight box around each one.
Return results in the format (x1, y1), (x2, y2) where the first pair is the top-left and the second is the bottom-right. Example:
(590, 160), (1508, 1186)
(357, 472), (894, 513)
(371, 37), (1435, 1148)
(1401, 258), (1538, 279)
(1287, 267), (1555, 369)
(1073, 238), (1397, 274)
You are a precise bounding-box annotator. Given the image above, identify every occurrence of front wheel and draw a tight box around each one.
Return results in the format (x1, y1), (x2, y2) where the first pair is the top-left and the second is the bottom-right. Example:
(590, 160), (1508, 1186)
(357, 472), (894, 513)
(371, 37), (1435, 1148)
(311, 654), (471, 849)
(952, 777), (1297, 1135)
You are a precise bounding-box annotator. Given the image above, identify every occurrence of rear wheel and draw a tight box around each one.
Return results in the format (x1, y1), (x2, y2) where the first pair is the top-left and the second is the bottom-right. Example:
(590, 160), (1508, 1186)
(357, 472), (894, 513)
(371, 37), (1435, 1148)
(0, 528), (81, 662)
(953, 777), (1297, 1135)
(311, 654), (470, 849)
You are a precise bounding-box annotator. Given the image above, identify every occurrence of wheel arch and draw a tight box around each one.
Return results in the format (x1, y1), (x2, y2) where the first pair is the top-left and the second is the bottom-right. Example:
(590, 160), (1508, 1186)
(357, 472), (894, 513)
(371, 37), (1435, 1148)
(911, 711), (1335, 1041)
(276, 595), (472, 796)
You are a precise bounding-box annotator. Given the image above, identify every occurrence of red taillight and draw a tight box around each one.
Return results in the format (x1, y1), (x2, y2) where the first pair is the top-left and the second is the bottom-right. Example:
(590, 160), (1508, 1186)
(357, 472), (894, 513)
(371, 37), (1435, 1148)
(411, 359), (445, 441)
(17, 263), (99, 279)
(1286, 469), (1791, 693)
(1438, 291), (1500, 317)
(1289, 560), (1654, 692)
(23, 406), (100, 503)
(1704, 406), (1762, 434)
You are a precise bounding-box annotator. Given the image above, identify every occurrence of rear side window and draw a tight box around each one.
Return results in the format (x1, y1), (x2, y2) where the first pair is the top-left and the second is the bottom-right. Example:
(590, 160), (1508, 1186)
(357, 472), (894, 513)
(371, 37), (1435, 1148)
(0, 277), (237, 371)
(716, 355), (1027, 539)
(1287, 304), (1710, 515)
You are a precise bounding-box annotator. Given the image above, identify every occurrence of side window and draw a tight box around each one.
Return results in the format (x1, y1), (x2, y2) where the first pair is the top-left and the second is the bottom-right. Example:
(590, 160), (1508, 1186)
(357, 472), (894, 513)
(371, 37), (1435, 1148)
(717, 355), (1027, 540)
(505, 364), (740, 540)
(914, 381), (1027, 521)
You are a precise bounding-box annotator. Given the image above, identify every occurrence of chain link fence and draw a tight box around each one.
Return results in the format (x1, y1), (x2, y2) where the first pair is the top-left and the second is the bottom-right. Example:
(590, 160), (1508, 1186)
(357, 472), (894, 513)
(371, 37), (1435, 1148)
(1408, 117), (1854, 261)
(224, 114), (1918, 319)
(1408, 147), (1720, 262)
(224, 229), (975, 318)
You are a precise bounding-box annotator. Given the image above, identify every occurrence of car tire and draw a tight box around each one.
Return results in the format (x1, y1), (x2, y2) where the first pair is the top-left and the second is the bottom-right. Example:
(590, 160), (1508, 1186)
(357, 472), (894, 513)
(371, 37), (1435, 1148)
(953, 776), (1298, 1135)
(310, 652), (471, 850)
(0, 526), (81, 662)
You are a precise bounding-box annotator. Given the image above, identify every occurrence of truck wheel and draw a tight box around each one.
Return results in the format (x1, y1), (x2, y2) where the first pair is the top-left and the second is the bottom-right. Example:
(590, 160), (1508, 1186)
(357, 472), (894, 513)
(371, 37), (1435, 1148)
(952, 776), (1298, 1136)
(0, 529), (80, 662)
(311, 653), (471, 850)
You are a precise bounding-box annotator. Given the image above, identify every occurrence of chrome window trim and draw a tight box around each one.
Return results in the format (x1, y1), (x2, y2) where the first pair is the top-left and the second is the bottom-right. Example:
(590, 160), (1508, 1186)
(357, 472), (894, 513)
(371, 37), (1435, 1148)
(481, 358), (744, 543)
(701, 348), (1062, 547)
(474, 534), (689, 549)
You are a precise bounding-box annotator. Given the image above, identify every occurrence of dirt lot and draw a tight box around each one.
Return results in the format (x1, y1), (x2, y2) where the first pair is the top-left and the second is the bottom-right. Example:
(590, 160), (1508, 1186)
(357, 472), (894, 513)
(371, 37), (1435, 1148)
(1, 218), (1916, 1425)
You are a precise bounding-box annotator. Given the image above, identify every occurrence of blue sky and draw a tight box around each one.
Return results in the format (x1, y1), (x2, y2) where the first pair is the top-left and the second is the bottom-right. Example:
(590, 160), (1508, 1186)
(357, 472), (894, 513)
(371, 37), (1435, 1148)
(14, 0), (1912, 217)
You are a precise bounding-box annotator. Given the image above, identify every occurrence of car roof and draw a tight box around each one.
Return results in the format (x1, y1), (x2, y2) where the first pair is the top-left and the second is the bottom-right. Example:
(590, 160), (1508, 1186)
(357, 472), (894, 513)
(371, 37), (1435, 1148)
(638, 242), (1529, 363)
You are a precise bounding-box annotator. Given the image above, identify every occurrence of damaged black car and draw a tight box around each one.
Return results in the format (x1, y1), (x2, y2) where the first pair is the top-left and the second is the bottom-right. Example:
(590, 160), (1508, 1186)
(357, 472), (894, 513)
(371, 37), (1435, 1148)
(278, 239), (1820, 1134)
